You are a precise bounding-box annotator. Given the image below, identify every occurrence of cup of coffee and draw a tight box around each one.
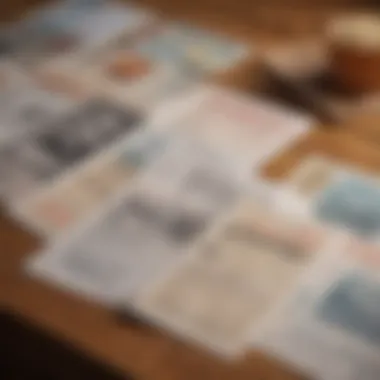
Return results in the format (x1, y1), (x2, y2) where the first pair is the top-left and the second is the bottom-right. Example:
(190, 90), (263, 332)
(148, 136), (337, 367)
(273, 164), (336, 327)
(328, 14), (380, 94)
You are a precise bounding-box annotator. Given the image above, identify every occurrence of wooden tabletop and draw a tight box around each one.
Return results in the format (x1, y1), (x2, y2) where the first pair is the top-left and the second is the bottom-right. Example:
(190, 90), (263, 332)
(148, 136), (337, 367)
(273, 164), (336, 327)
(2, 1), (380, 380)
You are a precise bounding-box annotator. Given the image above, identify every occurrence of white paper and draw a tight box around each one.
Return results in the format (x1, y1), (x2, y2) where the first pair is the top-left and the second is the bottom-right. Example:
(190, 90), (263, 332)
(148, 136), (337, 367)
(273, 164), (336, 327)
(155, 84), (312, 178)
(132, 196), (326, 357)
(27, 173), (228, 304)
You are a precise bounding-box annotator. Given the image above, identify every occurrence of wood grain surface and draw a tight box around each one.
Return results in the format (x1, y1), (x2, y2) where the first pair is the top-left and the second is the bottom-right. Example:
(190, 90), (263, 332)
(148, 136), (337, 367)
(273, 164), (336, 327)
(2, 1), (380, 379)
(262, 129), (380, 181)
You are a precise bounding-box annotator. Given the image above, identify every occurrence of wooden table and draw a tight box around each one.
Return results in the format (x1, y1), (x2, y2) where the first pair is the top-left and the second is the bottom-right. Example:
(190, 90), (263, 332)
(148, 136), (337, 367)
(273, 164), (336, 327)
(2, 1), (380, 379)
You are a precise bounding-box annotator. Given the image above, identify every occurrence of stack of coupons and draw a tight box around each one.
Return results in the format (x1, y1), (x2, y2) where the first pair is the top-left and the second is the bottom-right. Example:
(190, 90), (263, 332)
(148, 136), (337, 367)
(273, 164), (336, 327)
(3, 80), (312, 238)
(0, 0), (253, 218)
(3, 1), (380, 377)
(22, 82), (312, 359)
(16, 1), (380, 370)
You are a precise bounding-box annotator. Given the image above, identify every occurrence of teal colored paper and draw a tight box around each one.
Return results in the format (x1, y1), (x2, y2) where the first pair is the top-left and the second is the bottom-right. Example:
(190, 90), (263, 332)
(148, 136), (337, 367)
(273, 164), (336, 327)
(317, 272), (380, 347)
(118, 132), (170, 168)
(4, 1), (150, 61)
(136, 23), (248, 74)
(314, 176), (380, 237)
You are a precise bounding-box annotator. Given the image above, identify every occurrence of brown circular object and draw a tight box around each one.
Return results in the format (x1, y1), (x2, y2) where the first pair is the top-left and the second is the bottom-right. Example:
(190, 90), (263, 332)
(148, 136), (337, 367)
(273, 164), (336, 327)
(105, 54), (151, 80)
(327, 14), (380, 94)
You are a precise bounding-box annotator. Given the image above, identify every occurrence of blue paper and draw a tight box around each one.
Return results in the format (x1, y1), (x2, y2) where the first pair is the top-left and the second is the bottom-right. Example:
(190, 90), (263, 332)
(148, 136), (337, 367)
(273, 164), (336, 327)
(316, 272), (380, 347)
(314, 176), (380, 237)
(118, 132), (169, 168)
(135, 23), (248, 74)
